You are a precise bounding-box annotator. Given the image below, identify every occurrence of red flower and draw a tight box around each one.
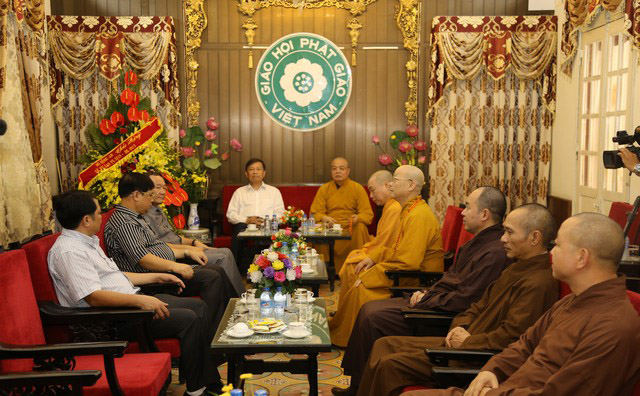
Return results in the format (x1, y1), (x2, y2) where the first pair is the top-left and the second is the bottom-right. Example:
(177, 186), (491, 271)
(398, 141), (413, 153)
(119, 127), (128, 134)
(221, 152), (230, 161)
(378, 154), (393, 166)
(256, 255), (269, 269)
(271, 235), (276, 240)
(113, 138), (121, 145)
(206, 117), (219, 130)
(181, 146), (195, 158)
(173, 214), (186, 229)
(124, 70), (138, 86)
(99, 119), (115, 135)
(120, 89), (135, 106)
(230, 138), (243, 152)
(414, 141), (427, 151)
(139, 110), (150, 122)
(372, 135), (380, 144)
(274, 271), (286, 282)
(278, 253), (287, 260)
(127, 107), (140, 122)
(131, 92), (140, 107)
(110, 111), (124, 127)
(295, 266), (302, 277)
(405, 124), (419, 137)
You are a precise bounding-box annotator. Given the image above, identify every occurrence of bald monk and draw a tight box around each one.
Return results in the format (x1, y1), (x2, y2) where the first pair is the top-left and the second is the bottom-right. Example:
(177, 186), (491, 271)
(329, 165), (444, 347)
(310, 157), (374, 271)
(405, 213), (640, 396)
(331, 170), (402, 346)
(350, 204), (559, 396)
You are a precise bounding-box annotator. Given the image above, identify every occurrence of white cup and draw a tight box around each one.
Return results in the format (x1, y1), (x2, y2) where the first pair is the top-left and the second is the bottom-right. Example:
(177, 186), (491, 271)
(231, 322), (251, 335)
(288, 321), (306, 334)
(332, 223), (342, 231)
(247, 224), (257, 231)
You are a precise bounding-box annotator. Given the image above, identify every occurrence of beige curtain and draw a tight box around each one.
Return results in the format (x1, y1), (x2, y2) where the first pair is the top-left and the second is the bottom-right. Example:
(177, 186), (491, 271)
(428, 16), (556, 221)
(47, 16), (180, 191)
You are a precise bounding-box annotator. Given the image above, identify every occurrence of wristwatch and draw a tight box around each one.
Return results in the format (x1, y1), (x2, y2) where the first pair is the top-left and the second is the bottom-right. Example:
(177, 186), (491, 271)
(634, 163), (640, 176)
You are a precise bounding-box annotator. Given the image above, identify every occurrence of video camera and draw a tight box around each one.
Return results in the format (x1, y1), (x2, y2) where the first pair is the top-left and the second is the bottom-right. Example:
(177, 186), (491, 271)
(603, 126), (640, 169)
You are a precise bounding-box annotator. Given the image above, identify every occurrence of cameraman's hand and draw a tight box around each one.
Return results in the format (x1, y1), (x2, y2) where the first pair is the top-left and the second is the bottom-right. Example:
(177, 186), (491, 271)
(618, 147), (640, 173)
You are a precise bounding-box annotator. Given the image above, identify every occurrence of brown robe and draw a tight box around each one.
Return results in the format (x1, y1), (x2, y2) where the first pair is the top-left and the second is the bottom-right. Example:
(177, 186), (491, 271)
(342, 224), (511, 385)
(355, 253), (559, 396)
(411, 276), (640, 396)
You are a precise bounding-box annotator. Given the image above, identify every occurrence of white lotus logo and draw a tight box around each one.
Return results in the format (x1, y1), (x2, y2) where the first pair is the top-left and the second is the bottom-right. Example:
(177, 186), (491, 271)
(279, 58), (328, 107)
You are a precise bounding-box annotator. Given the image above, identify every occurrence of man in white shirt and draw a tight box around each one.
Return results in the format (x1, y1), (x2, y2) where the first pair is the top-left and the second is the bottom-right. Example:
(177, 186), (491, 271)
(226, 158), (285, 266)
(49, 190), (223, 396)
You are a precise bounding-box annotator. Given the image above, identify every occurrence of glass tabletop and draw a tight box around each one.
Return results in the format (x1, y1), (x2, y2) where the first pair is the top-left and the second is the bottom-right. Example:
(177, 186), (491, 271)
(237, 229), (351, 240)
(211, 298), (331, 350)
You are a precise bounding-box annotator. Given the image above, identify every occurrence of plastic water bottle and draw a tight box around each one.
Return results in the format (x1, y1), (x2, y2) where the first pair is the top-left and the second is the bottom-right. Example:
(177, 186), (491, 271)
(230, 390), (243, 396)
(260, 287), (273, 317)
(309, 214), (316, 232)
(291, 242), (299, 265)
(264, 215), (271, 234)
(271, 214), (278, 233)
(281, 242), (289, 256)
(273, 287), (286, 319)
(623, 236), (631, 261)
(301, 213), (308, 233)
(254, 390), (268, 396)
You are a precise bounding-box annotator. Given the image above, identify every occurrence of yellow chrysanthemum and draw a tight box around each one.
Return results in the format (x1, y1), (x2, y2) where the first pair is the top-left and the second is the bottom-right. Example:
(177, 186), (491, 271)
(272, 260), (284, 270)
(248, 264), (259, 273)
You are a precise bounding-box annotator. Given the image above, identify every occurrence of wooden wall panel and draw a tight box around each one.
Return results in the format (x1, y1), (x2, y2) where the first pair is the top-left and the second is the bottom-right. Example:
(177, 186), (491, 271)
(51, 0), (550, 188)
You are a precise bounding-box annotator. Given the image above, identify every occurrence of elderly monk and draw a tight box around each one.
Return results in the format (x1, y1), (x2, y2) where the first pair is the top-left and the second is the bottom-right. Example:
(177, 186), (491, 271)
(348, 204), (559, 396)
(330, 170), (402, 346)
(310, 157), (374, 271)
(333, 187), (511, 395)
(329, 165), (444, 347)
(405, 213), (640, 396)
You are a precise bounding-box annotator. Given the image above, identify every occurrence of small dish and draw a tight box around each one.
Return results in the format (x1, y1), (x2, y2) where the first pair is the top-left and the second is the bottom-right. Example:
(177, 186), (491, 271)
(227, 329), (254, 338)
(282, 329), (311, 339)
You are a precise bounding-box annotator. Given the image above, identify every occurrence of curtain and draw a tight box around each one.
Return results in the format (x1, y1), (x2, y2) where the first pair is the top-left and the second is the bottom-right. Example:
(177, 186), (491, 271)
(428, 16), (557, 221)
(0, 0), (53, 246)
(46, 16), (181, 191)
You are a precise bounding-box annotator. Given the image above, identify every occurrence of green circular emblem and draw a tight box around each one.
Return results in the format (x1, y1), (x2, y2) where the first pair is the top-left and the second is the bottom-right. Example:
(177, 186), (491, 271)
(255, 32), (352, 132)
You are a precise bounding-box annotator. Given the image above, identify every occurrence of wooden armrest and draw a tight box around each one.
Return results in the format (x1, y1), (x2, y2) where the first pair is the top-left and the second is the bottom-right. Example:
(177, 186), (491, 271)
(425, 347), (498, 366)
(0, 370), (101, 391)
(402, 314), (453, 337)
(385, 270), (443, 287)
(138, 282), (181, 296)
(389, 287), (422, 298)
(38, 301), (154, 325)
(0, 340), (127, 360)
(431, 366), (481, 388)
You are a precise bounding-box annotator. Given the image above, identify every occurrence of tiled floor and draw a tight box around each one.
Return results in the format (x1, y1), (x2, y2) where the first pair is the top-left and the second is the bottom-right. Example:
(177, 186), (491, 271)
(167, 280), (347, 395)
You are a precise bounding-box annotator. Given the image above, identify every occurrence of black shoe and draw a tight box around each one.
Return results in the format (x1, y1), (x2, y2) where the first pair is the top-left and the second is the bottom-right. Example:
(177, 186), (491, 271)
(331, 386), (358, 396)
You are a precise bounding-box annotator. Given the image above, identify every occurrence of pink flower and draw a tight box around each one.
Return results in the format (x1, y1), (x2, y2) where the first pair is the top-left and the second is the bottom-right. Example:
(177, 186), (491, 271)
(418, 155), (427, 164)
(398, 141), (413, 153)
(181, 146), (195, 157)
(221, 152), (230, 161)
(401, 159), (408, 165)
(378, 154), (393, 166)
(206, 117), (219, 130)
(205, 130), (217, 141)
(372, 135), (380, 144)
(414, 141), (427, 151)
(295, 266), (302, 278)
(405, 124), (419, 137)
(204, 149), (213, 157)
(274, 271), (286, 282)
(285, 229), (291, 236)
(230, 138), (243, 152)
(179, 129), (186, 138)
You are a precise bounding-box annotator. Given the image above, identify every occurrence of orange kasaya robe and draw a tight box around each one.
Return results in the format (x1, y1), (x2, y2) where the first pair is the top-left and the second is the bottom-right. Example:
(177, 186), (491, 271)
(310, 178), (374, 272)
(329, 196), (444, 347)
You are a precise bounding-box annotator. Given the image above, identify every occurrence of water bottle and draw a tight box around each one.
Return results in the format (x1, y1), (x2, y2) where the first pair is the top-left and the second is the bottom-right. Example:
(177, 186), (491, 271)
(264, 215), (271, 234)
(281, 241), (289, 256)
(291, 242), (299, 265)
(623, 236), (631, 261)
(273, 287), (286, 319)
(301, 213), (308, 233)
(260, 287), (273, 317)
(271, 214), (278, 233)
(254, 390), (268, 396)
(230, 390), (243, 396)
(309, 214), (316, 232)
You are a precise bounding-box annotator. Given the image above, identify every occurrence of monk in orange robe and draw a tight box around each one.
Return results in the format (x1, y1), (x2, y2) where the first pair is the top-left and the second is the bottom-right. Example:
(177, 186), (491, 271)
(310, 157), (374, 272)
(329, 165), (444, 347)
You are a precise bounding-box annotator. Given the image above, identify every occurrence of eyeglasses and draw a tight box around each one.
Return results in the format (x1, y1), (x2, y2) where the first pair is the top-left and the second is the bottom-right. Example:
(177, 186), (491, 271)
(140, 191), (155, 198)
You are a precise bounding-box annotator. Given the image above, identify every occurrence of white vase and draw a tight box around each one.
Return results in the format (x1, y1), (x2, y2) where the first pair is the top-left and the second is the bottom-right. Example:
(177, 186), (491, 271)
(188, 202), (200, 230)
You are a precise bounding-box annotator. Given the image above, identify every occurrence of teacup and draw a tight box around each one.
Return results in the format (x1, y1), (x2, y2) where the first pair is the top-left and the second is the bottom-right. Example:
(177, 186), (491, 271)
(230, 322), (251, 335)
(247, 224), (257, 231)
(295, 288), (314, 299)
(332, 223), (342, 231)
(242, 289), (257, 303)
(288, 321), (306, 334)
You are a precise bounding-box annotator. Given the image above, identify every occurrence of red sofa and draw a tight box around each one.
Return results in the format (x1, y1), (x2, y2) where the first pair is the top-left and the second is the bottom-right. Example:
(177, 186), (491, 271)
(212, 184), (379, 248)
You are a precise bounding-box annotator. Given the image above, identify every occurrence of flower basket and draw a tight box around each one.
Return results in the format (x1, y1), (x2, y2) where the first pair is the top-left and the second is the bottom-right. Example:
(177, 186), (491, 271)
(270, 230), (306, 253)
(248, 251), (302, 296)
(281, 206), (305, 232)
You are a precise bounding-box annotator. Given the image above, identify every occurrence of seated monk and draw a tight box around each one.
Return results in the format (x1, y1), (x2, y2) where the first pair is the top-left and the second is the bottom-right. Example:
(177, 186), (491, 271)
(310, 157), (373, 272)
(342, 204), (559, 396)
(329, 165), (444, 348)
(331, 170), (402, 346)
(404, 213), (640, 396)
(334, 186), (512, 393)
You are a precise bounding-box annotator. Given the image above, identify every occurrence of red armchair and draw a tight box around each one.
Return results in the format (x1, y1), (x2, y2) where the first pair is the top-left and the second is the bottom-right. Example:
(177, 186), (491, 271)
(0, 250), (171, 396)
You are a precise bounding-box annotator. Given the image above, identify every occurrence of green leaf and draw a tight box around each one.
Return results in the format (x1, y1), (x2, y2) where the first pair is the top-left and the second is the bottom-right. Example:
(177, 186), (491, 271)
(204, 158), (222, 170)
(181, 126), (205, 148)
(183, 156), (201, 171)
(389, 130), (408, 149)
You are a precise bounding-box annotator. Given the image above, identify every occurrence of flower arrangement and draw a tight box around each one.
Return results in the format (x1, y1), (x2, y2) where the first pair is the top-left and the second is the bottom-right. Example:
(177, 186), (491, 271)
(80, 70), (183, 210)
(372, 124), (428, 170)
(248, 250), (302, 296)
(281, 206), (305, 231)
(179, 116), (243, 202)
(270, 229), (307, 253)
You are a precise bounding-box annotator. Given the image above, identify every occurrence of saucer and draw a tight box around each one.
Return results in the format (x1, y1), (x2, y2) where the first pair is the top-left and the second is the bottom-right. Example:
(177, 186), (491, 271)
(227, 329), (254, 338)
(301, 266), (314, 274)
(282, 329), (311, 338)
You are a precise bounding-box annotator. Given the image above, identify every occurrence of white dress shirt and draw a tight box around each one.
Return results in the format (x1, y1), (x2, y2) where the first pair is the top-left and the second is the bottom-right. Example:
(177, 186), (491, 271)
(226, 182), (285, 224)
(48, 228), (140, 308)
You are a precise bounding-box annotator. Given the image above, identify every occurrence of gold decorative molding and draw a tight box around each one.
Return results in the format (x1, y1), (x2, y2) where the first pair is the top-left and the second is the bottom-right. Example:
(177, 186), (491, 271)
(395, 0), (420, 125)
(347, 18), (362, 66)
(184, 0), (208, 127)
(243, 18), (258, 68)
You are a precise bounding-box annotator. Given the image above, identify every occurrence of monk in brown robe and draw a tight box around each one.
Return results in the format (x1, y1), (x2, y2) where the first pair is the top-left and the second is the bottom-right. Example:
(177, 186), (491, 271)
(351, 204), (559, 396)
(404, 213), (640, 396)
(330, 166), (443, 347)
(310, 157), (373, 272)
(332, 187), (512, 395)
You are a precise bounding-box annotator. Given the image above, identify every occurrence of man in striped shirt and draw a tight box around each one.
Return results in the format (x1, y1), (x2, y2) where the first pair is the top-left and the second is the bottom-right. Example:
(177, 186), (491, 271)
(104, 172), (235, 329)
(49, 190), (223, 396)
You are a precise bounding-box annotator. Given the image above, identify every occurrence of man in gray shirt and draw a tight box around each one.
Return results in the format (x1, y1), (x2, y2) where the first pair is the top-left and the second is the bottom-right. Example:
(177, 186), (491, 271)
(49, 190), (223, 396)
(144, 173), (244, 295)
